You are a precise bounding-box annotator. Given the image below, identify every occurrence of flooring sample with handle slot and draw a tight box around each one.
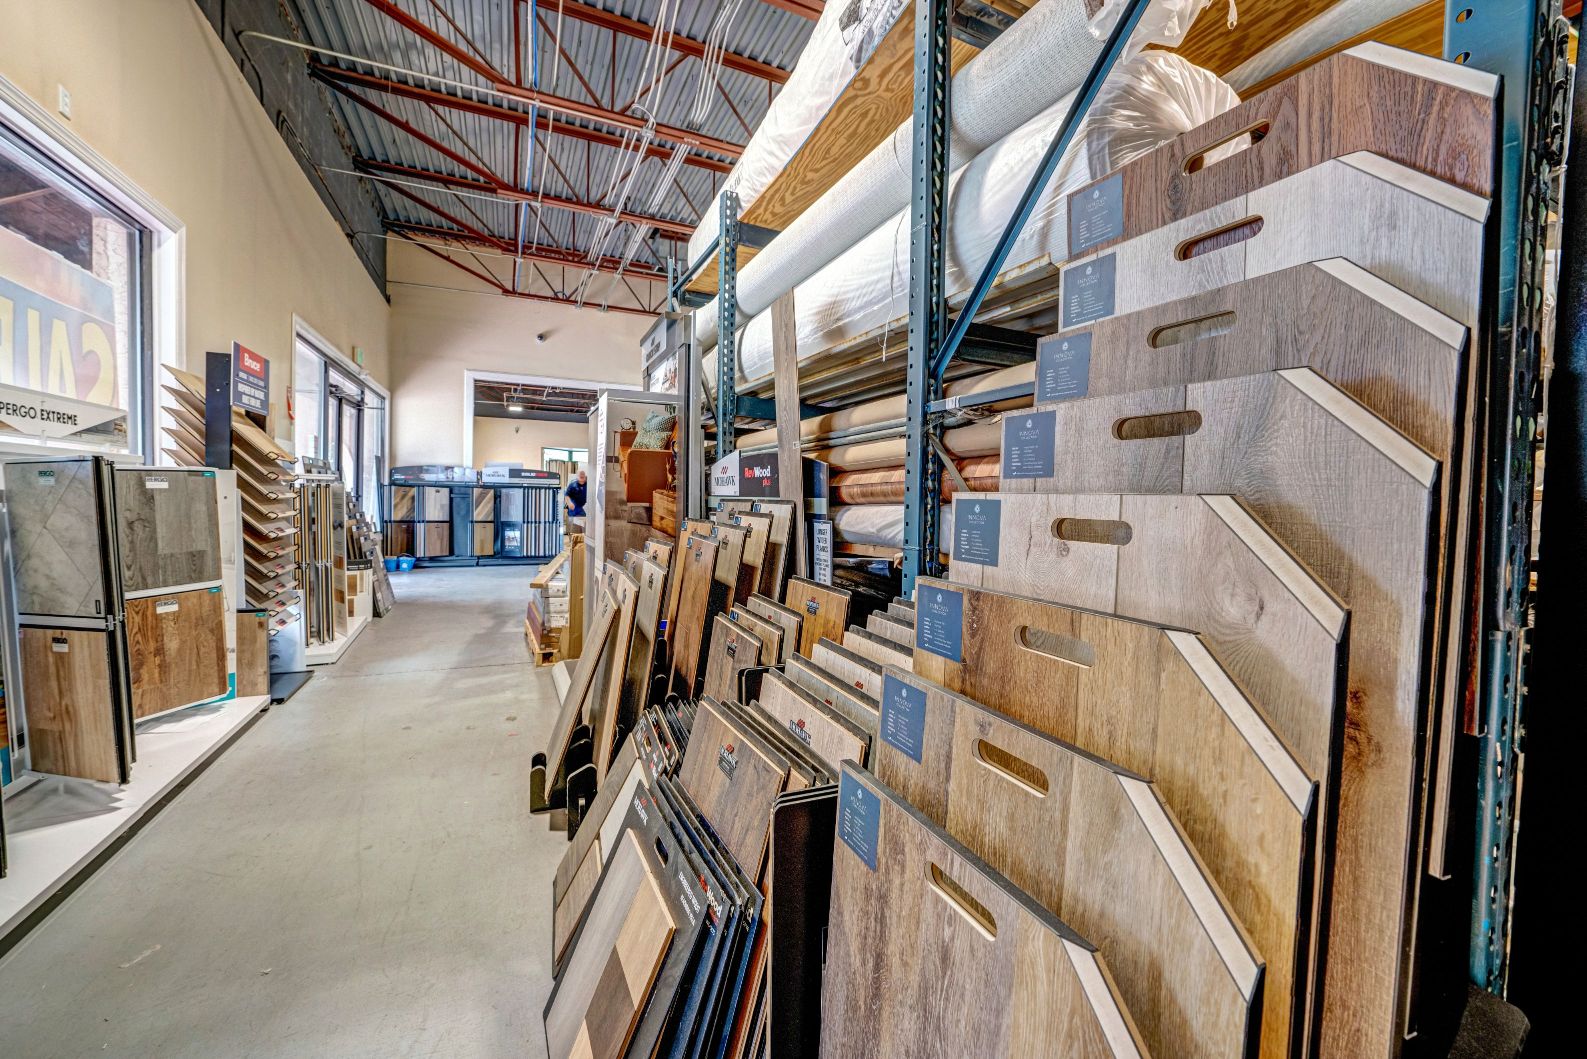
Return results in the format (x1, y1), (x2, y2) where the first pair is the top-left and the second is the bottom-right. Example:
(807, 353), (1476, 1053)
(126, 588), (229, 719)
(821, 764), (1147, 1059)
(873, 667), (1262, 1059)
(912, 577), (1315, 1059)
(114, 469), (222, 592)
(1001, 366), (1441, 1059)
(753, 670), (869, 775)
(676, 698), (790, 876)
(782, 576), (850, 657)
(701, 614), (764, 707)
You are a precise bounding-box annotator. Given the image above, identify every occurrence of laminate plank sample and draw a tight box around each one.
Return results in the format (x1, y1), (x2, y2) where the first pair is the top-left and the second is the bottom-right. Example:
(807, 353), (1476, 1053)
(840, 627), (912, 676)
(821, 764), (1148, 1059)
(784, 653), (880, 735)
(473, 487), (495, 520)
(750, 499), (796, 598)
(721, 510), (774, 604)
(728, 607), (784, 666)
(545, 831), (675, 1059)
(781, 576), (850, 658)
(589, 566), (640, 781)
(384, 522), (415, 558)
(126, 587), (229, 719)
(231, 414), (292, 462)
(545, 588), (620, 784)
(812, 637), (885, 701)
(684, 517), (750, 604)
(4, 459), (107, 618)
(20, 627), (119, 783)
(753, 670), (869, 774)
(865, 611), (915, 647)
(114, 468), (222, 592)
(1072, 43), (1495, 257)
(1001, 367), (1442, 1058)
(390, 486), (417, 521)
(617, 558), (668, 741)
(553, 840), (604, 973)
(676, 698), (790, 875)
(873, 668), (1261, 1059)
(668, 533), (720, 698)
(701, 614), (765, 707)
(912, 578), (1315, 1059)
(236, 610), (270, 697)
(744, 593), (803, 665)
(472, 523), (495, 555)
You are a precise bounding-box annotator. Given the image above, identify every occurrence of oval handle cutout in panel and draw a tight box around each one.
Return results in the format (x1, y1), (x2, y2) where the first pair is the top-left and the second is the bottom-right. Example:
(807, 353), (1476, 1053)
(1113, 410), (1203, 441)
(1016, 626), (1096, 669)
(973, 739), (1050, 797)
(1051, 517), (1133, 547)
(1176, 216), (1264, 260)
(654, 835), (671, 865)
(929, 863), (998, 940)
(1182, 121), (1269, 174)
(1148, 310), (1236, 348)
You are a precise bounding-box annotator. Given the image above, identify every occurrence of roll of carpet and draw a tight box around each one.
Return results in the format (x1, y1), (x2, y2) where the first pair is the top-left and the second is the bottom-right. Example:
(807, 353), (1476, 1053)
(832, 458), (1002, 504)
(830, 502), (955, 550)
(811, 420), (1001, 473)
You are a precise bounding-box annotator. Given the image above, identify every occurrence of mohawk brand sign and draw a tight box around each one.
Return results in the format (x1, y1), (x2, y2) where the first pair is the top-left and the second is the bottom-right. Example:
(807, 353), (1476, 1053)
(0, 226), (125, 441)
(708, 450), (781, 498)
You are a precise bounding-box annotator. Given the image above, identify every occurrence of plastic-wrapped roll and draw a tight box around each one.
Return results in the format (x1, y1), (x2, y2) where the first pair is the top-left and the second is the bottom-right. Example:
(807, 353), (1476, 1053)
(832, 457), (1002, 504)
(830, 503), (955, 551)
(704, 51), (1241, 395)
(810, 421), (1001, 473)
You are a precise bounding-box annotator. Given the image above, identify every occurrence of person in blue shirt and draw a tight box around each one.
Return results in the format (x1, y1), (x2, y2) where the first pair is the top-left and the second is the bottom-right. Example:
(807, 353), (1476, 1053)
(564, 469), (588, 517)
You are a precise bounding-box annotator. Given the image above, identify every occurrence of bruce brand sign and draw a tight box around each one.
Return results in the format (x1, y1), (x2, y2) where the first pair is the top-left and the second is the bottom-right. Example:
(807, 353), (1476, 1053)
(231, 342), (269, 416)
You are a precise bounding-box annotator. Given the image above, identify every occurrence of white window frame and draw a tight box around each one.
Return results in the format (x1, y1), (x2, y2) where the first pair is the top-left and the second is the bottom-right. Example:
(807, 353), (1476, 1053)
(462, 368), (626, 468)
(1, 73), (183, 462)
(293, 315), (389, 510)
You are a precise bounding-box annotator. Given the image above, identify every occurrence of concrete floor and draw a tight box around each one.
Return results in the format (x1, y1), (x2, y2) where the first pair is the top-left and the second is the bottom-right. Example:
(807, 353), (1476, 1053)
(0, 566), (564, 1058)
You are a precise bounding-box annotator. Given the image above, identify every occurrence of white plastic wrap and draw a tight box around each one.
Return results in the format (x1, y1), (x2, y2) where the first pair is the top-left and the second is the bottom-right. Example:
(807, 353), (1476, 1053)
(1224, 0), (1423, 92)
(705, 51), (1241, 395)
(830, 503), (954, 551)
(693, 0), (1215, 353)
(687, 0), (911, 266)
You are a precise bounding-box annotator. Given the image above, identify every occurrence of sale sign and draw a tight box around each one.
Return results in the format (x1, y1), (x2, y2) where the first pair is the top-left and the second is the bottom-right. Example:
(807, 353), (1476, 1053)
(0, 225), (120, 407)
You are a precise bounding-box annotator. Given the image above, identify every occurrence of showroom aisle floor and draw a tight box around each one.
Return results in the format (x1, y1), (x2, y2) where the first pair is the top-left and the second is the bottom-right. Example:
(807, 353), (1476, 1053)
(0, 566), (563, 1059)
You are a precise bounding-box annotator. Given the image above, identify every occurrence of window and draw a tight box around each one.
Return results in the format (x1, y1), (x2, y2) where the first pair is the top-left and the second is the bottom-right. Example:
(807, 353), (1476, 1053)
(1, 122), (149, 454)
(361, 391), (386, 525)
(292, 336), (325, 461)
(542, 447), (588, 466)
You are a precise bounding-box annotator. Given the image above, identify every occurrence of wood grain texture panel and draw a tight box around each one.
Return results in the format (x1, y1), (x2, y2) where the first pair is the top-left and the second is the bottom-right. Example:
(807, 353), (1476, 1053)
(384, 522), (415, 557)
(590, 565), (639, 781)
(553, 839), (604, 972)
(553, 742), (640, 912)
(785, 653), (880, 736)
(865, 611), (915, 647)
(840, 627), (912, 677)
(473, 487), (495, 520)
(1095, 44), (1493, 250)
(722, 510), (774, 604)
(728, 607), (784, 665)
(668, 534), (720, 698)
(115, 469), (223, 595)
(390, 486), (416, 521)
(545, 831), (674, 1059)
(781, 576), (850, 657)
(617, 558), (668, 741)
(744, 593), (802, 664)
(545, 587), (620, 783)
(1002, 368), (1440, 1059)
(5, 459), (107, 618)
(821, 763), (1147, 1059)
(236, 610), (270, 697)
(472, 523), (495, 556)
(127, 588), (229, 719)
(753, 671), (868, 774)
(684, 518), (751, 603)
(676, 698), (789, 875)
(750, 500), (796, 598)
(812, 637), (886, 701)
(912, 578), (1315, 1059)
(1239, 3), (1447, 98)
(20, 627), (119, 783)
(873, 668), (1262, 1059)
(1173, 0), (1340, 74)
(701, 614), (765, 706)
(230, 414), (292, 463)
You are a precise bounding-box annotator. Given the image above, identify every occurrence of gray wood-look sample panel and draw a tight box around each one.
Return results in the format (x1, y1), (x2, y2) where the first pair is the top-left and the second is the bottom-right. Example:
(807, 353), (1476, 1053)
(873, 668), (1262, 1059)
(676, 698), (789, 876)
(114, 468), (222, 592)
(700, 613), (763, 707)
(821, 764), (1147, 1059)
(753, 670), (869, 775)
(4, 459), (107, 618)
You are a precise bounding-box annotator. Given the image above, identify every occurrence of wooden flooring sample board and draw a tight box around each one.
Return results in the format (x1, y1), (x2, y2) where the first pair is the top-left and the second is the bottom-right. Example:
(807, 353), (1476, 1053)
(821, 764), (1148, 1059)
(668, 533), (720, 699)
(684, 518), (750, 605)
(126, 587), (229, 719)
(1071, 43), (1495, 258)
(544, 830), (675, 1059)
(840, 627), (912, 677)
(744, 594), (802, 665)
(114, 468), (222, 592)
(750, 499), (796, 598)
(784, 653), (880, 736)
(676, 698), (790, 876)
(812, 637), (885, 702)
(719, 510), (774, 604)
(912, 578), (1316, 1059)
(873, 668), (1262, 1059)
(728, 607), (784, 665)
(235, 610), (270, 698)
(545, 587), (620, 784)
(589, 565), (639, 781)
(781, 576), (850, 657)
(752, 670), (869, 775)
(618, 557), (668, 739)
(19, 627), (123, 783)
(865, 611), (914, 647)
(1001, 368), (1441, 1058)
(701, 614), (764, 707)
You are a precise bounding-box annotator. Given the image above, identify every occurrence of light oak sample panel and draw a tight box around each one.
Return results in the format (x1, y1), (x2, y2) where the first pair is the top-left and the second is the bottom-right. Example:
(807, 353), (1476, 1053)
(753, 670), (869, 775)
(781, 576), (850, 657)
(20, 627), (122, 783)
(668, 533), (720, 698)
(744, 593), (803, 665)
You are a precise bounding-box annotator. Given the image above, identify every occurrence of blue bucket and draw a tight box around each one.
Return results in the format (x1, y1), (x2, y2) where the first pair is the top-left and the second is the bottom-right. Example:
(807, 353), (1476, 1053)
(398, 555), (416, 572)
(384, 557), (400, 572)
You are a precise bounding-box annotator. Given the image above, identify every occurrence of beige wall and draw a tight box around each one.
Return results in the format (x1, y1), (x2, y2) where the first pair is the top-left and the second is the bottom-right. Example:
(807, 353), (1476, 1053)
(388, 240), (653, 467)
(472, 415), (589, 471)
(0, 0), (389, 436)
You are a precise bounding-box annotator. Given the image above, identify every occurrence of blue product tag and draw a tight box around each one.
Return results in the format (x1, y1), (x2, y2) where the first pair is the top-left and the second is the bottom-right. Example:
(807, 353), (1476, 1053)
(1001, 410), (1056, 479)
(879, 674), (927, 763)
(1068, 172), (1125, 255)
(1060, 253), (1117, 328)
(1037, 330), (1093, 402)
(838, 770), (881, 871)
(953, 498), (1001, 567)
(917, 586), (964, 662)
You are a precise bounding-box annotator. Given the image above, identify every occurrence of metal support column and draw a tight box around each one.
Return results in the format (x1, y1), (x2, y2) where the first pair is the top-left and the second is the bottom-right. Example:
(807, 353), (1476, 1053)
(901, 0), (953, 593)
(1446, 0), (1570, 993)
(716, 191), (742, 458)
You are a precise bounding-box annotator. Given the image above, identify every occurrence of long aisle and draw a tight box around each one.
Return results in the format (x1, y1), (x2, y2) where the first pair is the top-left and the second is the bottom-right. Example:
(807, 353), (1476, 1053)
(0, 566), (563, 1058)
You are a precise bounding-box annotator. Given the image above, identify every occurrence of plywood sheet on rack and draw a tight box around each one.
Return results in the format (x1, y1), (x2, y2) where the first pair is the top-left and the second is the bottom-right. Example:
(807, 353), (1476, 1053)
(1002, 367), (1439, 1059)
(1237, 3), (1448, 97)
(820, 763), (1147, 1059)
(911, 578), (1315, 1059)
(1173, 0), (1344, 74)
(114, 469), (222, 593)
(781, 576), (850, 657)
(126, 587), (229, 719)
(19, 627), (119, 783)
(873, 668), (1261, 1059)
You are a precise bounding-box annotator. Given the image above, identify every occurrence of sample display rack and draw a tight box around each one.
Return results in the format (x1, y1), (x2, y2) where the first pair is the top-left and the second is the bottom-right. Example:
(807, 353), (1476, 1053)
(384, 468), (563, 567)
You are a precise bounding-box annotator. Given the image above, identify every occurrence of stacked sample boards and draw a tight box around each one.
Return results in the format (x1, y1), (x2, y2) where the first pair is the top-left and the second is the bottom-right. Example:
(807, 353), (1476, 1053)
(3, 457), (228, 785)
(384, 479), (563, 563)
(536, 42), (1497, 1059)
(300, 475), (348, 647)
